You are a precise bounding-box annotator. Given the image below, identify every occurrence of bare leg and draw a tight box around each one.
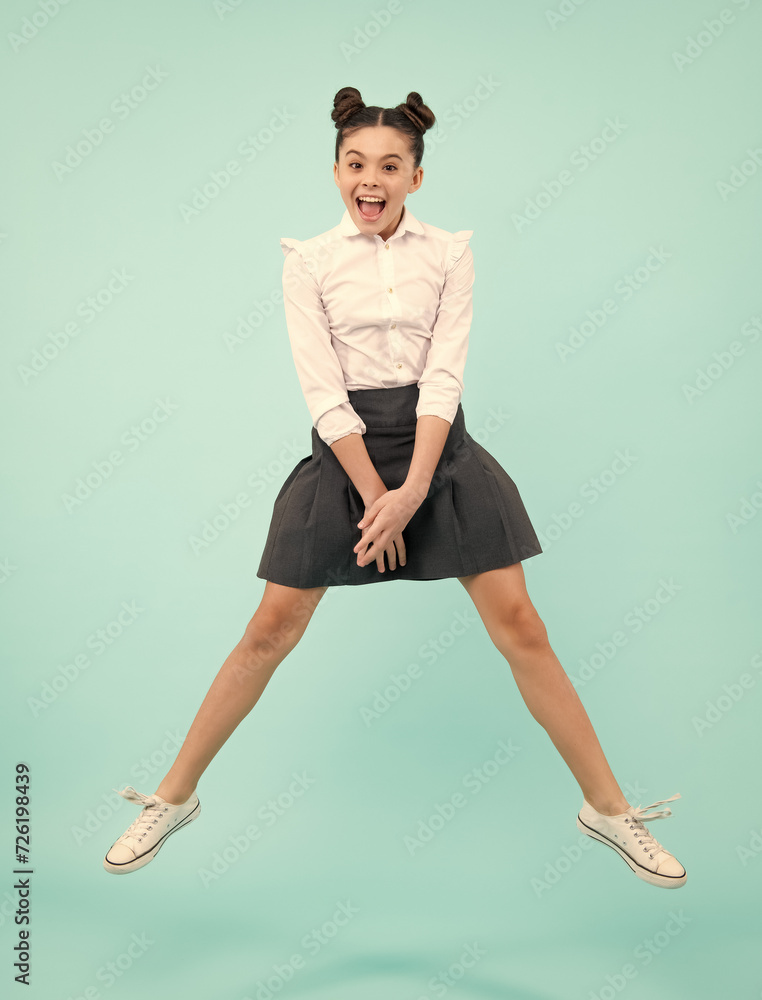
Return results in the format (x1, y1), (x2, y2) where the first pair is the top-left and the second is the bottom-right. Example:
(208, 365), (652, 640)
(458, 564), (629, 815)
(154, 581), (328, 804)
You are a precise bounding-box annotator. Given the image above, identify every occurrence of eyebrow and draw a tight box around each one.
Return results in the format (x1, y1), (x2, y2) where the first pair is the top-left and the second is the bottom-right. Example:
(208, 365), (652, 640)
(344, 149), (403, 161)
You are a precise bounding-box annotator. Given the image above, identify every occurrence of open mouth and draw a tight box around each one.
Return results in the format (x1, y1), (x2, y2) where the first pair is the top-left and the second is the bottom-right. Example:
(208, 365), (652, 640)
(356, 197), (386, 221)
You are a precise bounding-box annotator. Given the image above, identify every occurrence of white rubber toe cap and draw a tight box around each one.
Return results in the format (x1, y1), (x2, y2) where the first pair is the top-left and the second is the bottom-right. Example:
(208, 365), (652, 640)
(656, 854), (685, 878)
(106, 843), (137, 865)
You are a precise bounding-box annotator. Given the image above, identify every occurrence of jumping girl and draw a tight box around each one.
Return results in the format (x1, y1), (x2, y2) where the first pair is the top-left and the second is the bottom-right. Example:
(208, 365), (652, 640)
(104, 87), (686, 889)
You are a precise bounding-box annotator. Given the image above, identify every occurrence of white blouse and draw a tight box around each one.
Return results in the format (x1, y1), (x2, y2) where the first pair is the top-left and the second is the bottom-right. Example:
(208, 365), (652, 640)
(279, 203), (474, 446)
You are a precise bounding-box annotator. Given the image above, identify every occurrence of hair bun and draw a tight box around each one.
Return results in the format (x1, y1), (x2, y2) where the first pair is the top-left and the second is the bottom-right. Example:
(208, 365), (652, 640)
(397, 91), (436, 134)
(332, 86), (365, 128)
(331, 87), (435, 171)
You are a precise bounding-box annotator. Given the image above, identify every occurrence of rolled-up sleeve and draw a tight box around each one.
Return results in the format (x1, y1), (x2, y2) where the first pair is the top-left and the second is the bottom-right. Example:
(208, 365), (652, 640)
(281, 239), (366, 446)
(415, 231), (474, 425)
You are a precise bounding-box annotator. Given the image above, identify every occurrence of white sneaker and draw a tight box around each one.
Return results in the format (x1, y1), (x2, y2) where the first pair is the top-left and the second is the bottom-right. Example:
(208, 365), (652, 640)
(103, 786), (200, 874)
(577, 793), (686, 889)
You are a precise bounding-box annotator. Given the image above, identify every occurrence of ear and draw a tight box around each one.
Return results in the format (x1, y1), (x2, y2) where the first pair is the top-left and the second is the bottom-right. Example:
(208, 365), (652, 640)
(409, 166), (423, 193)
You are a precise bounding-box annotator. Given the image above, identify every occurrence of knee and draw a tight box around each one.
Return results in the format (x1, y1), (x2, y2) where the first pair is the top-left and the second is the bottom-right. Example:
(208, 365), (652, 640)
(241, 594), (322, 657)
(242, 612), (303, 657)
(493, 600), (548, 651)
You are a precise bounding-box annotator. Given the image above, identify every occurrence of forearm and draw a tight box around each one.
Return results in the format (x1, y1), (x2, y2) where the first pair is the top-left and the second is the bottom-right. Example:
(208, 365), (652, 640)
(404, 414), (451, 503)
(330, 414), (451, 510)
(329, 433), (386, 504)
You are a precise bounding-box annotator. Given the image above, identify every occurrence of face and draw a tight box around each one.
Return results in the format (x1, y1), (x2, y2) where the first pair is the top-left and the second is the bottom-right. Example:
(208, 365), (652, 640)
(334, 125), (423, 241)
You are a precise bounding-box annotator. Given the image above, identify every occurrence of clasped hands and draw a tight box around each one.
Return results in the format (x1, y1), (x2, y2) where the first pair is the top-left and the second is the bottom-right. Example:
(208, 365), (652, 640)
(353, 481), (427, 573)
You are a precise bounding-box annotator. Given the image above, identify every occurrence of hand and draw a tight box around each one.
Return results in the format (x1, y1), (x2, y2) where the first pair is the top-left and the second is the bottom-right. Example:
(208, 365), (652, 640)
(354, 484), (425, 572)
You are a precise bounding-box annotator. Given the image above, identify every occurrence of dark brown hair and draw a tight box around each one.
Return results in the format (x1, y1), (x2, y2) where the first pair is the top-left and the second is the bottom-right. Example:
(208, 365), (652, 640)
(332, 86), (436, 170)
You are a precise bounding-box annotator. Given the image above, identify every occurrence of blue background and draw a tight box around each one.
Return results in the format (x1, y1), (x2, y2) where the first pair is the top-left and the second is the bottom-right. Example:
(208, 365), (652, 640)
(2, 0), (760, 997)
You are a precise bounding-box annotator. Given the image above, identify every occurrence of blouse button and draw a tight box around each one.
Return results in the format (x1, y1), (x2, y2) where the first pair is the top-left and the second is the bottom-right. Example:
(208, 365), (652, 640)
(390, 323), (396, 329)
(396, 363), (402, 369)
(387, 287), (393, 294)
(385, 243), (390, 249)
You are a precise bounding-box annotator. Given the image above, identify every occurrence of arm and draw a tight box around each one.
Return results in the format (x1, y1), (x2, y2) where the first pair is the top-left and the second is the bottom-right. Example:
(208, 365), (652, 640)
(329, 233), (473, 510)
(414, 236), (473, 427)
(280, 242), (397, 569)
(355, 236), (475, 566)
(329, 431), (387, 506)
(401, 237), (475, 498)
(282, 242), (395, 499)
(351, 413), (452, 569)
(331, 414), (451, 510)
(403, 236), (474, 502)
(281, 242), (370, 449)
(403, 414), (452, 503)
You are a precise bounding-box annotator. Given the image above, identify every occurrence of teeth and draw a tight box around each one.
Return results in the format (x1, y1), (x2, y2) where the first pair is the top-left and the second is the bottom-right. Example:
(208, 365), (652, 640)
(358, 196), (384, 202)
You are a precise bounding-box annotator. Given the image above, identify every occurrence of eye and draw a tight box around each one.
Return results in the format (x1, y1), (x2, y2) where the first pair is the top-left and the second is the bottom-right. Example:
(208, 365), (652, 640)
(347, 162), (397, 171)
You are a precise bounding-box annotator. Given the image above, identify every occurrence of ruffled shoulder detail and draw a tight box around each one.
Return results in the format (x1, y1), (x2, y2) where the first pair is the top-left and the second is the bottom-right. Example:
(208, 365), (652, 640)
(280, 236), (304, 259)
(448, 229), (474, 268)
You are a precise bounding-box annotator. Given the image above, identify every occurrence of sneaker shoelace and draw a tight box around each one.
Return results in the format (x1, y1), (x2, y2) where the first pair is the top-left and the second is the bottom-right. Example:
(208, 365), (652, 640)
(112, 786), (169, 845)
(626, 794), (681, 859)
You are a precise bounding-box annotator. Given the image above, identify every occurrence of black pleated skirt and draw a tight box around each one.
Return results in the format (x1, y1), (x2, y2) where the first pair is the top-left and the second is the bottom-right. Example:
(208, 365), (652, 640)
(256, 384), (543, 588)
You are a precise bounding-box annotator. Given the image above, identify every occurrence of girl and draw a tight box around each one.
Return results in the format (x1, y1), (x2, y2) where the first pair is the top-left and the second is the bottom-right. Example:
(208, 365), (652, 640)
(103, 87), (685, 889)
